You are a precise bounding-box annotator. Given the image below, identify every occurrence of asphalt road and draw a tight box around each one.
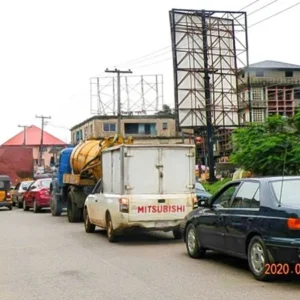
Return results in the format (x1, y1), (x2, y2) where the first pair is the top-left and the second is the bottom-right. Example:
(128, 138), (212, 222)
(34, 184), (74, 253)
(0, 207), (299, 300)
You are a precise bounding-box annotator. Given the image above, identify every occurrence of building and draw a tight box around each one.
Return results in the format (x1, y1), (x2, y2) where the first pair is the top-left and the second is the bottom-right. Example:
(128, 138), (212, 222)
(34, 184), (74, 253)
(70, 115), (194, 145)
(0, 147), (33, 184)
(238, 60), (300, 124)
(210, 60), (300, 157)
(1, 125), (67, 170)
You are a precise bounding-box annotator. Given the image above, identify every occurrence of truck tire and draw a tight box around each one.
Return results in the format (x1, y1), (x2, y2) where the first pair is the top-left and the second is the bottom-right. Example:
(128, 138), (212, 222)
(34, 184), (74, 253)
(67, 190), (81, 223)
(83, 206), (95, 233)
(106, 213), (118, 243)
(50, 192), (62, 216)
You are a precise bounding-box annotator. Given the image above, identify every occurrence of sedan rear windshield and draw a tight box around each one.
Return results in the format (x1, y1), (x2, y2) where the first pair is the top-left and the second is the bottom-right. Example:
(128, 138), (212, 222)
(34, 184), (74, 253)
(40, 179), (51, 188)
(271, 179), (300, 208)
(21, 182), (33, 189)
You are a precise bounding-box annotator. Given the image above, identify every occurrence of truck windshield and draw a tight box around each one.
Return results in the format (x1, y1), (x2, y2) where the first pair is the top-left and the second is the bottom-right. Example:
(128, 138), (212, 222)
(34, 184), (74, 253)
(271, 179), (300, 208)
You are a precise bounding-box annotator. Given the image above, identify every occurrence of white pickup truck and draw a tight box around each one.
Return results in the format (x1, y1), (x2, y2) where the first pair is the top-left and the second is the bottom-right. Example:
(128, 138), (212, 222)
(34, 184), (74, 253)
(83, 144), (197, 242)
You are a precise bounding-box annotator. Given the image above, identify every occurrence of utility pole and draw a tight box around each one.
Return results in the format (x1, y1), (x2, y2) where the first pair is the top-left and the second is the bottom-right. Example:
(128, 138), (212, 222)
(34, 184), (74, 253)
(36, 115), (51, 167)
(18, 125), (29, 146)
(201, 10), (216, 183)
(105, 68), (132, 134)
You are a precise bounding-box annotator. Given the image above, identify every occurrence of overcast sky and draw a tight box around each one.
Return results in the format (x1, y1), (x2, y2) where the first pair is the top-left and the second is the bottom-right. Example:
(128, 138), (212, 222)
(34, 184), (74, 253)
(0, 0), (299, 144)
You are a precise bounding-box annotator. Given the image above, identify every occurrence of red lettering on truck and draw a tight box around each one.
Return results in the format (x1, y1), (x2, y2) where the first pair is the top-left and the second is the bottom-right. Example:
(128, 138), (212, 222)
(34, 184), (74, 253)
(137, 206), (145, 213)
(137, 205), (185, 213)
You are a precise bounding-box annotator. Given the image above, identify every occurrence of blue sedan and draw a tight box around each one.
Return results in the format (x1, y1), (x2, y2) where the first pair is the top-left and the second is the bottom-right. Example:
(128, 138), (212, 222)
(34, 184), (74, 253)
(182, 176), (300, 281)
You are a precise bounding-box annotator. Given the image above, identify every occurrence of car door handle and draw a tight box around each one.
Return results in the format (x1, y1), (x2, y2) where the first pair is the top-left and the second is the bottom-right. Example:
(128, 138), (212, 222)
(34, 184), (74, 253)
(218, 216), (223, 221)
(247, 218), (253, 223)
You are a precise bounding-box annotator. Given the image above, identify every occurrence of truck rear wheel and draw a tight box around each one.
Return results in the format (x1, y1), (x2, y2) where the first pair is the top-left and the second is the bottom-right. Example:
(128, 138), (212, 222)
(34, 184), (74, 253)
(106, 213), (117, 243)
(84, 206), (95, 233)
(50, 192), (62, 216)
(67, 191), (81, 223)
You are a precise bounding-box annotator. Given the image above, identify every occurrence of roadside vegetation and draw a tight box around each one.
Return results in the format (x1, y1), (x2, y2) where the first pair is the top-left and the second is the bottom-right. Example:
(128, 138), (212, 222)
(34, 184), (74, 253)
(230, 111), (300, 176)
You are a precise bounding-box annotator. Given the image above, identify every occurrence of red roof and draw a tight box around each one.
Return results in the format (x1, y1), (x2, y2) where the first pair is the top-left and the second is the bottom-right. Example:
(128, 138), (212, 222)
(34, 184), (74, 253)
(1, 125), (67, 146)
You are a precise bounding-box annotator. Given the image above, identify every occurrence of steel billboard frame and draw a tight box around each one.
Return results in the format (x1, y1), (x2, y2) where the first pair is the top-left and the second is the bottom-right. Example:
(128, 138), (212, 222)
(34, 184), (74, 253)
(169, 9), (250, 132)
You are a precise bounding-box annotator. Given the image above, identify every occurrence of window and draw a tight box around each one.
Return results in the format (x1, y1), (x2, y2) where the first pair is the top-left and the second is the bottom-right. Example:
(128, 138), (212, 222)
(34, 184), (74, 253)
(271, 179), (300, 208)
(230, 182), (260, 209)
(124, 123), (156, 135)
(40, 179), (51, 188)
(285, 71), (293, 77)
(0, 181), (4, 189)
(92, 179), (103, 194)
(21, 181), (33, 190)
(212, 183), (241, 208)
(162, 122), (168, 130)
(15, 183), (21, 190)
(255, 71), (264, 77)
(253, 110), (263, 122)
(103, 123), (116, 132)
(195, 182), (205, 193)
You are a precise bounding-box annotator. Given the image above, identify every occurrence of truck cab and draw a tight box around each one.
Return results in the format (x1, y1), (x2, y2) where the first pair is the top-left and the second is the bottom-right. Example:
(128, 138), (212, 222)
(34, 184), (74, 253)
(50, 147), (74, 216)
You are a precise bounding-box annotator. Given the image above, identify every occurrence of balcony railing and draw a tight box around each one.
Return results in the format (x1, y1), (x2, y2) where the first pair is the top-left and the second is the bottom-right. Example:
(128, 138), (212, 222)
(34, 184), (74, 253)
(239, 76), (300, 87)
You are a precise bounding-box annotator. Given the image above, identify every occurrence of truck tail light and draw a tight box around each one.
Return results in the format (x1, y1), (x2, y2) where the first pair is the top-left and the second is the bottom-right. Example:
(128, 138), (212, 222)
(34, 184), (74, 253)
(119, 198), (129, 213)
(287, 218), (300, 230)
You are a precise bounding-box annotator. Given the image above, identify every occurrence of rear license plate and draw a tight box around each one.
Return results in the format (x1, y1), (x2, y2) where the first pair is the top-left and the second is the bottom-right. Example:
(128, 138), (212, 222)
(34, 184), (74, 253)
(155, 221), (169, 228)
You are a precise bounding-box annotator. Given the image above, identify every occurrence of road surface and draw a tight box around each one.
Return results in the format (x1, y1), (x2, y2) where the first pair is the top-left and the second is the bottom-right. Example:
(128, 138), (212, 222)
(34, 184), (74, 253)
(0, 206), (299, 300)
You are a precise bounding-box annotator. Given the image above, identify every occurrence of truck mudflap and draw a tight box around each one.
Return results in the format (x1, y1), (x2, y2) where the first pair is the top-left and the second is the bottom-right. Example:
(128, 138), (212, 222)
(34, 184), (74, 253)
(128, 194), (196, 222)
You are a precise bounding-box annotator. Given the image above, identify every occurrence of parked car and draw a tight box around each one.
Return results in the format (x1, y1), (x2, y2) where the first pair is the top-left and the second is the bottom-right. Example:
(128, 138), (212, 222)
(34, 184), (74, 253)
(23, 178), (52, 213)
(195, 181), (212, 200)
(11, 180), (34, 208)
(0, 175), (12, 210)
(181, 176), (300, 281)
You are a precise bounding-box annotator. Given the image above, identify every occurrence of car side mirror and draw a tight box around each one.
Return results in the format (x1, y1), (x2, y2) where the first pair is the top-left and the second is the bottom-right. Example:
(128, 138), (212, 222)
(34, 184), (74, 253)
(23, 187), (28, 191)
(198, 198), (209, 208)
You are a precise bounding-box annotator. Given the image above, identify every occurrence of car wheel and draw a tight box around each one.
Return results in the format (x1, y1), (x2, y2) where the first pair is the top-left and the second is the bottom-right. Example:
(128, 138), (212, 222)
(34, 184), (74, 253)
(247, 235), (272, 281)
(106, 213), (118, 243)
(8, 205), (12, 211)
(84, 207), (95, 233)
(185, 223), (206, 258)
(23, 201), (29, 211)
(33, 200), (39, 213)
(17, 199), (23, 208)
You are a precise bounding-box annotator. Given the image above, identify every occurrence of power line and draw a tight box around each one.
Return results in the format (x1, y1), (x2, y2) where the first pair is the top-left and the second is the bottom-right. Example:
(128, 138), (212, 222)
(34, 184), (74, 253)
(239, 0), (260, 11)
(113, 1), (278, 70)
(248, 0), (279, 16)
(249, 1), (300, 28)
(35, 115), (51, 167)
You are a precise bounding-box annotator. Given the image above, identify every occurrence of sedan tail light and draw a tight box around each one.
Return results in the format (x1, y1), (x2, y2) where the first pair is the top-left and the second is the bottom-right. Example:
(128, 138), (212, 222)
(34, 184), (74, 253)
(287, 218), (300, 230)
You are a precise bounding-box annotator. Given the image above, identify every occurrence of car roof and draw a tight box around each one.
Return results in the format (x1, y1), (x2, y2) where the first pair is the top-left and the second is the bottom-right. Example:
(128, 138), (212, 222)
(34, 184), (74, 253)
(232, 176), (300, 183)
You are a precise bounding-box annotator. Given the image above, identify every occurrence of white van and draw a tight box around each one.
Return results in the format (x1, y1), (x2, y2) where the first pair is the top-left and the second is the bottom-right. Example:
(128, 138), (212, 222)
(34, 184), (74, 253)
(84, 144), (197, 242)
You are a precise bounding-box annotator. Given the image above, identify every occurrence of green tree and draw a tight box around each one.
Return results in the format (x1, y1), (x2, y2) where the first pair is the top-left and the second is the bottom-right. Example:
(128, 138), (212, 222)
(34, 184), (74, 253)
(230, 112), (300, 176)
(156, 104), (174, 115)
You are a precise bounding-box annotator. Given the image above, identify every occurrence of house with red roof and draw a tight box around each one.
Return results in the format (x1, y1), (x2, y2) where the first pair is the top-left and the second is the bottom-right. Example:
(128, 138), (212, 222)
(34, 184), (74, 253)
(1, 125), (67, 172)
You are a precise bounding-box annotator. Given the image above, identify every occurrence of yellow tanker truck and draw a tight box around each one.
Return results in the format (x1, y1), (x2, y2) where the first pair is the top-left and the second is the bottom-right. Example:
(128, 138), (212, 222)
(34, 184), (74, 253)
(50, 134), (133, 222)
